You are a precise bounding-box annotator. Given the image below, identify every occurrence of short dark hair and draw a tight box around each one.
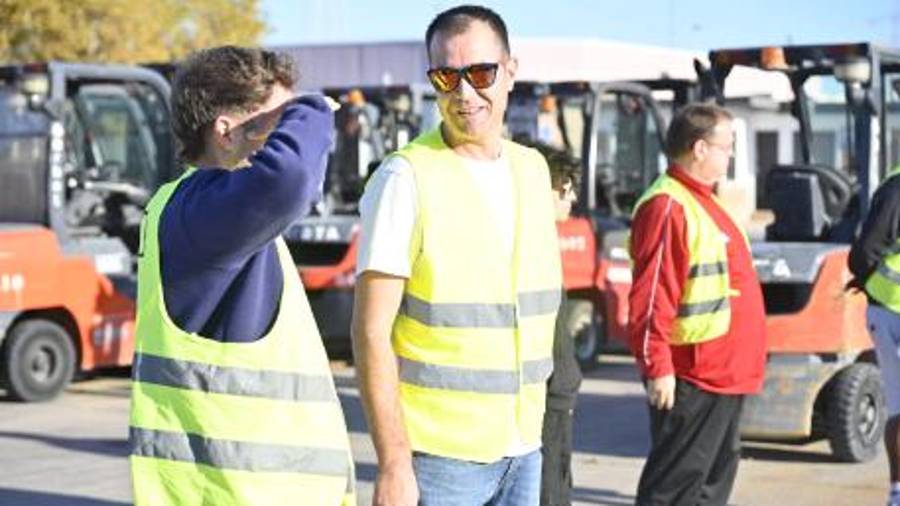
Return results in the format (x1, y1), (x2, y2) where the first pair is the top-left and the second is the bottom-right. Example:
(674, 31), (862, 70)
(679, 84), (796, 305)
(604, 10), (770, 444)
(528, 142), (581, 191)
(425, 5), (510, 61)
(665, 103), (733, 159)
(170, 46), (296, 162)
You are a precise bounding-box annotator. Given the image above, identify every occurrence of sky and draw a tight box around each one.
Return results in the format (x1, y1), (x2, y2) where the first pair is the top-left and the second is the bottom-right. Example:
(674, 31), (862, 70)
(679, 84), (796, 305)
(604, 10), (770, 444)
(261, 0), (899, 51)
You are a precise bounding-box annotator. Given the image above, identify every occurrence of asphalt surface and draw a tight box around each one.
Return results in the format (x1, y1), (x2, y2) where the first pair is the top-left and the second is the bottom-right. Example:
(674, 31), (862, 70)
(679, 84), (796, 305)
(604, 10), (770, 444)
(0, 356), (887, 505)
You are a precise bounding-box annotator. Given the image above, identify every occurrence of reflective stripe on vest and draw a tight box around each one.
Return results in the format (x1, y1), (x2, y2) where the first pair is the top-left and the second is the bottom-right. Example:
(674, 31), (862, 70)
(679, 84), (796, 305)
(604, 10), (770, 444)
(678, 297), (730, 317)
(399, 289), (561, 328)
(632, 174), (741, 345)
(875, 260), (900, 284)
(397, 356), (555, 393)
(388, 128), (562, 463)
(865, 166), (900, 312)
(690, 261), (727, 277)
(131, 427), (350, 476)
(134, 352), (338, 402)
(130, 169), (354, 505)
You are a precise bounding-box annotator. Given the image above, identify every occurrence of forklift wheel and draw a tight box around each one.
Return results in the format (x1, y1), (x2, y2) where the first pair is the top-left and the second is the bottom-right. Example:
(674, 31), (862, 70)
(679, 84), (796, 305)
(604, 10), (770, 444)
(827, 363), (885, 463)
(565, 299), (602, 372)
(1, 320), (76, 402)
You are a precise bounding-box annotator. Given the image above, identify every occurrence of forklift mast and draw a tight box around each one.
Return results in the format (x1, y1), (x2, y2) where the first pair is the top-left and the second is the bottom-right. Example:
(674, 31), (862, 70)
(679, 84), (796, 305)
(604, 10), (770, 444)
(0, 62), (176, 247)
(698, 44), (900, 461)
(507, 80), (667, 220)
(708, 43), (900, 222)
(316, 84), (433, 216)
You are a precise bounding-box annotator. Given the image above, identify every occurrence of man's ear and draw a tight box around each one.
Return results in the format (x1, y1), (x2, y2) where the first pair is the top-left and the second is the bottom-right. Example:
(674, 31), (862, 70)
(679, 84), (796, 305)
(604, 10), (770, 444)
(505, 56), (518, 91)
(211, 115), (238, 152)
(691, 138), (707, 162)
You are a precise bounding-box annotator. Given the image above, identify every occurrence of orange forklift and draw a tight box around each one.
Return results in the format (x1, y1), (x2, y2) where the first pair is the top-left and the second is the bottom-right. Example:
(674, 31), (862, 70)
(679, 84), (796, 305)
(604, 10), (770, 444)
(0, 62), (175, 401)
(701, 43), (900, 462)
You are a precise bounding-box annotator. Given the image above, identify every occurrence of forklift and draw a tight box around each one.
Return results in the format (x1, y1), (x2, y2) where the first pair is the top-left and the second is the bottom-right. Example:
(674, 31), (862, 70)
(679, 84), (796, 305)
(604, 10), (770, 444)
(0, 62), (176, 401)
(284, 84), (435, 353)
(703, 43), (900, 462)
(506, 80), (671, 370)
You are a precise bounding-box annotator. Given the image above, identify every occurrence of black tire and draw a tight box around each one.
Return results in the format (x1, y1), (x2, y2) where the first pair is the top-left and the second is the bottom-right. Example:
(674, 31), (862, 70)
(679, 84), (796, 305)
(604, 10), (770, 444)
(827, 363), (885, 463)
(564, 299), (602, 372)
(1, 320), (76, 402)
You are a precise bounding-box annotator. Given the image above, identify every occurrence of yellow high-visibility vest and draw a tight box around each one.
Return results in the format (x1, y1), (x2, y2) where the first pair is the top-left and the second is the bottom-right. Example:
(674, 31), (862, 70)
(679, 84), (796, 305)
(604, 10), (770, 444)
(389, 128), (562, 463)
(632, 173), (746, 345)
(130, 169), (354, 506)
(865, 166), (900, 313)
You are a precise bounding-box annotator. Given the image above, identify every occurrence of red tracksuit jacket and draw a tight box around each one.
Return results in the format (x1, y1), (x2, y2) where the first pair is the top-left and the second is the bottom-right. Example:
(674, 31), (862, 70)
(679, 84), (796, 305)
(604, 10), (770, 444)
(628, 165), (766, 394)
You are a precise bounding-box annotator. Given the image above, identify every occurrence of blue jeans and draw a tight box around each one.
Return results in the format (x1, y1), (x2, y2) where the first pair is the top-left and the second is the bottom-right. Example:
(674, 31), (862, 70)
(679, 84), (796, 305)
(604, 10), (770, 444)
(413, 449), (542, 506)
(868, 304), (900, 416)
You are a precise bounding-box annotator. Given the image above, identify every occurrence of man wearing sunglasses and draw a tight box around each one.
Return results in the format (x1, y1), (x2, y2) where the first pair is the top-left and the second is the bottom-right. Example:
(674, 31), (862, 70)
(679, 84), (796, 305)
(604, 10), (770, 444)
(352, 5), (562, 506)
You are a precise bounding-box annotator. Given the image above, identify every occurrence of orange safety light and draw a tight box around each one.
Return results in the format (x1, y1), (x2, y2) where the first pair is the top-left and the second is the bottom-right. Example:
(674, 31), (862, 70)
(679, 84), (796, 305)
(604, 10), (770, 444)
(539, 94), (557, 113)
(761, 46), (789, 70)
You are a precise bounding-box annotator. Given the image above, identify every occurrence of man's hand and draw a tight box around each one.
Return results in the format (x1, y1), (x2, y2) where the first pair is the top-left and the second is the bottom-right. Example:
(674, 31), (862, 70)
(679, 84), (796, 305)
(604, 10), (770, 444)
(373, 462), (419, 506)
(844, 276), (864, 293)
(323, 95), (341, 112)
(646, 374), (676, 410)
(239, 85), (298, 142)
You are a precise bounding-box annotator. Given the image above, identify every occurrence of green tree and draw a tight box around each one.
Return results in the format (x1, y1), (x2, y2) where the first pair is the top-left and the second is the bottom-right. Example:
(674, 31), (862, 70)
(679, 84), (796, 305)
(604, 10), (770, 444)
(0, 0), (267, 63)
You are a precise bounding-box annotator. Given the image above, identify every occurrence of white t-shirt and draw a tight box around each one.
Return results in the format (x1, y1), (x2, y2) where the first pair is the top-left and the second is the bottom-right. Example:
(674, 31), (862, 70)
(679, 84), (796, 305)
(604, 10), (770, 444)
(356, 151), (539, 457)
(357, 153), (514, 277)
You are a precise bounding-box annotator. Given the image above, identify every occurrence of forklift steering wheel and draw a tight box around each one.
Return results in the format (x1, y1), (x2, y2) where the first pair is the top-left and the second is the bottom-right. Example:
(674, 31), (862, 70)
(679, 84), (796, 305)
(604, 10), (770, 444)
(802, 165), (854, 222)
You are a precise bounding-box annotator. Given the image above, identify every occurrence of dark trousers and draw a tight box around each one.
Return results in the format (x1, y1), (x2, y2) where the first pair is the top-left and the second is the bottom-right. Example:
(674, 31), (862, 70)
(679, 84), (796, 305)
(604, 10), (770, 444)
(636, 379), (745, 506)
(540, 408), (574, 506)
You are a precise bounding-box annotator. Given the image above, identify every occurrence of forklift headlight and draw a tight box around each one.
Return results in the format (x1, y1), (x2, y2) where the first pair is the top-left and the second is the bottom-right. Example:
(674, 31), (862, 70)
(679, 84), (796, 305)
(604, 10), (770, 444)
(19, 74), (49, 96)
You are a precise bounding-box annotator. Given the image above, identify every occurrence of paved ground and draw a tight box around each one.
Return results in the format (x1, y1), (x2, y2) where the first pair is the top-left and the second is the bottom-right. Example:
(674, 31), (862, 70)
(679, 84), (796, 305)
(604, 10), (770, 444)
(0, 356), (887, 505)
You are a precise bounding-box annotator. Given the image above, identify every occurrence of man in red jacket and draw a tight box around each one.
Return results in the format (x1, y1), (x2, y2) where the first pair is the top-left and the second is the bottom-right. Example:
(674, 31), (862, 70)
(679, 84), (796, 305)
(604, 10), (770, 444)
(627, 103), (766, 506)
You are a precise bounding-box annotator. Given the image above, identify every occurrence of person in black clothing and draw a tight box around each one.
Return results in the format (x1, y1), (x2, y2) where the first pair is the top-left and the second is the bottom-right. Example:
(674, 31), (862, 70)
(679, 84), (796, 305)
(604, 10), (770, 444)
(848, 165), (900, 506)
(533, 143), (583, 506)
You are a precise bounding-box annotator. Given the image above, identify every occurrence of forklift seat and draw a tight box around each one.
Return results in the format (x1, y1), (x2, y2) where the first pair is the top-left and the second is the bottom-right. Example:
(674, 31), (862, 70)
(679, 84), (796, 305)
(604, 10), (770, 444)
(765, 165), (830, 241)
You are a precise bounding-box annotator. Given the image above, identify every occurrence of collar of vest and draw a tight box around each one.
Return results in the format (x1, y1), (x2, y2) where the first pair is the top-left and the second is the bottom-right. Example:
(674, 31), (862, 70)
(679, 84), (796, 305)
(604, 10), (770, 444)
(408, 126), (521, 163)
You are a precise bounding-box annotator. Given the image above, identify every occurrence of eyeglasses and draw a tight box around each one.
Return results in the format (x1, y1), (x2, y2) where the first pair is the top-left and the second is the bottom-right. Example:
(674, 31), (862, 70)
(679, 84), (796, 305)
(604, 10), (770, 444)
(704, 139), (734, 157)
(426, 62), (500, 93)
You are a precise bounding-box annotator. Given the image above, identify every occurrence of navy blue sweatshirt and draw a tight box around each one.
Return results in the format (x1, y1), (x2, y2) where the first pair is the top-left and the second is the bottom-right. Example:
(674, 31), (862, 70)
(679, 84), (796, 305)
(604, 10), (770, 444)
(159, 95), (333, 342)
